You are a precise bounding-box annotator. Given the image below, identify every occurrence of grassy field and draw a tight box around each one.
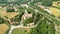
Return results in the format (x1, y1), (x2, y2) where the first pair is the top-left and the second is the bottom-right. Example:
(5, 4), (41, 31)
(12, 28), (31, 34)
(0, 24), (9, 34)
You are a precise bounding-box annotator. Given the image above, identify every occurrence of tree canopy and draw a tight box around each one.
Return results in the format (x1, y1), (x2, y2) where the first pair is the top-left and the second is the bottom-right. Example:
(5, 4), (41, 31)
(41, 0), (52, 6)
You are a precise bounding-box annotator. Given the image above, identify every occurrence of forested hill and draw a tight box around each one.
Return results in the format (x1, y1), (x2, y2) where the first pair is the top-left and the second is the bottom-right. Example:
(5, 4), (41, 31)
(0, 0), (59, 4)
(0, 0), (30, 4)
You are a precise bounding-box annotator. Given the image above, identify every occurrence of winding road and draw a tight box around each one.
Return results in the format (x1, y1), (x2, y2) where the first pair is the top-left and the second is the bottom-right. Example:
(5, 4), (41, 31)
(8, 4), (55, 34)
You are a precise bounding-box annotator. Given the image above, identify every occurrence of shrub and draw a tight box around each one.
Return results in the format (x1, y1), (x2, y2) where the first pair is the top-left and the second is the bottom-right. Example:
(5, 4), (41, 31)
(7, 6), (15, 12)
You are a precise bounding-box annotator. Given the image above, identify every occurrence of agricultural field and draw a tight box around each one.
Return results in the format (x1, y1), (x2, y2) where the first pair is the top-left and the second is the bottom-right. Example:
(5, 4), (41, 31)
(0, 24), (9, 34)
(0, 9), (19, 19)
(49, 1), (60, 17)
(49, 7), (60, 17)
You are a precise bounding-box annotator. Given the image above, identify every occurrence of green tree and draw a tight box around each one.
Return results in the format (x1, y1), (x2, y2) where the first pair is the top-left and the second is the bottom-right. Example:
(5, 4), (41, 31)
(7, 6), (15, 12)
(41, 0), (52, 6)
(52, 0), (59, 1)
(0, 0), (8, 4)
(23, 18), (33, 26)
(0, 17), (10, 26)
(30, 15), (56, 34)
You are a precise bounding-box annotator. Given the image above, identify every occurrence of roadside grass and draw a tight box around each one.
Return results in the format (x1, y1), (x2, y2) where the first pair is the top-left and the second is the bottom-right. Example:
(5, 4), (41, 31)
(12, 28), (31, 34)
(55, 28), (60, 34)
(55, 32), (60, 34)
(0, 24), (9, 34)
(55, 27), (60, 34)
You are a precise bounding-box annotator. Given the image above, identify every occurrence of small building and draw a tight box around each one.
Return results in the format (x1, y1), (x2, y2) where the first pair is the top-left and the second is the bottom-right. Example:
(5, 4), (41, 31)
(21, 4), (29, 8)
(27, 22), (34, 27)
